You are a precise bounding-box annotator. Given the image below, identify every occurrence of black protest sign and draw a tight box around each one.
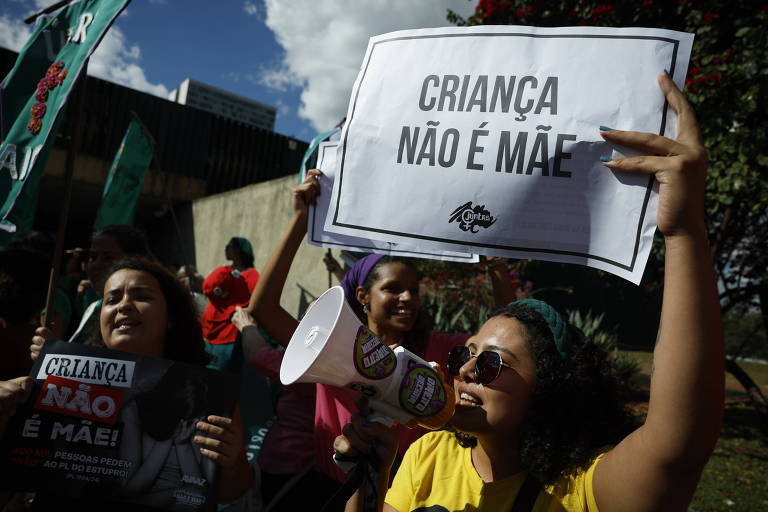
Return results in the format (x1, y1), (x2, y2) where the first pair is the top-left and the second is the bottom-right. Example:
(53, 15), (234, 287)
(0, 341), (239, 511)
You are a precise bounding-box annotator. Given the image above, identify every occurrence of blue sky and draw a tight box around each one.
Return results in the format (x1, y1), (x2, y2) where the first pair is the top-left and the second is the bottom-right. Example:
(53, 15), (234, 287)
(0, 0), (476, 142)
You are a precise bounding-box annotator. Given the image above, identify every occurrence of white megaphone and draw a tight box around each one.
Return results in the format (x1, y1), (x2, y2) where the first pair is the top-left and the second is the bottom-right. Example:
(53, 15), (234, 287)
(280, 286), (455, 429)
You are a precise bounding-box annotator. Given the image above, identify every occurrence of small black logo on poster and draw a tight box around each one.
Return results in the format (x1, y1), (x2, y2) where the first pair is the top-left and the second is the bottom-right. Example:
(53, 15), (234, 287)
(449, 201), (497, 233)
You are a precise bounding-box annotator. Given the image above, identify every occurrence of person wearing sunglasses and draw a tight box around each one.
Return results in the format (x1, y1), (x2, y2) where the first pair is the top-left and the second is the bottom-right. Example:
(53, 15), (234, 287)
(336, 73), (723, 512)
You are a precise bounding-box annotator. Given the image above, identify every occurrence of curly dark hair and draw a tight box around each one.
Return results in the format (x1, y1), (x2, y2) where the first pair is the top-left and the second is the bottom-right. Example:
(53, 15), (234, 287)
(362, 256), (432, 357)
(88, 257), (211, 366)
(454, 302), (636, 485)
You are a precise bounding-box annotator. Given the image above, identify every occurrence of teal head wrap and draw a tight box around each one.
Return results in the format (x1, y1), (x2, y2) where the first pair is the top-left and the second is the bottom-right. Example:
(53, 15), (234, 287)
(510, 299), (571, 359)
(233, 237), (253, 260)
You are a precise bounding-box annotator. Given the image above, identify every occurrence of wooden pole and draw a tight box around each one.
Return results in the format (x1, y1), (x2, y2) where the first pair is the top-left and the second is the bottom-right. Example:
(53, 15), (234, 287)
(40, 61), (87, 329)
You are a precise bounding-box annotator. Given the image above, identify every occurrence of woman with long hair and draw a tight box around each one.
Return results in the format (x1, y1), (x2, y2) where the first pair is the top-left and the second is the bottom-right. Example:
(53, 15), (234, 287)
(25, 257), (253, 509)
(335, 73), (723, 512)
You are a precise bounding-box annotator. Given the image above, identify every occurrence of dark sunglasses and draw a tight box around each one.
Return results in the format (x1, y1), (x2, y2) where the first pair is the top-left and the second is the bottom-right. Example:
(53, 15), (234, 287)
(447, 346), (513, 385)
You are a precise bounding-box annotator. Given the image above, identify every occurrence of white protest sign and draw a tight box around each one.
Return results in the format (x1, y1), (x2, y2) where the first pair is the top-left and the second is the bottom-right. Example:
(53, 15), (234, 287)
(324, 26), (694, 283)
(308, 141), (478, 263)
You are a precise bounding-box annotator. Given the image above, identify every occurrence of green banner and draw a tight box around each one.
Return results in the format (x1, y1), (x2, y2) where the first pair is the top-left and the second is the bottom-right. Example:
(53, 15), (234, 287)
(299, 126), (339, 183)
(93, 115), (154, 231)
(0, 0), (131, 236)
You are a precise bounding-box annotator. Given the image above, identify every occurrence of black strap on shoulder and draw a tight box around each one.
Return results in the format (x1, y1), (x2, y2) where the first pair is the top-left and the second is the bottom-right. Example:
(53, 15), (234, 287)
(510, 473), (541, 512)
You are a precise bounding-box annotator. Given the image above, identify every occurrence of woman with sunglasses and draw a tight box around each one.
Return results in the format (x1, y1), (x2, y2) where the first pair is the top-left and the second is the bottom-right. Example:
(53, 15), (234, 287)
(336, 73), (723, 512)
(245, 170), (517, 502)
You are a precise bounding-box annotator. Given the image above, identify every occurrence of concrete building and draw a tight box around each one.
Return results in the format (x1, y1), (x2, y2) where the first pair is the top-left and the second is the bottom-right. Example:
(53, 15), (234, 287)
(169, 78), (277, 132)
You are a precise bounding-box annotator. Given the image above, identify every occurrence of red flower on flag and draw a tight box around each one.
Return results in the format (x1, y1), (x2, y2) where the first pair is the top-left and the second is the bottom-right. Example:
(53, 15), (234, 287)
(593, 4), (615, 16)
(44, 74), (58, 89)
(30, 102), (46, 119)
(27, 118), (42, 135)
(47, 61), (65, 75)
(28, 63), (68, 135)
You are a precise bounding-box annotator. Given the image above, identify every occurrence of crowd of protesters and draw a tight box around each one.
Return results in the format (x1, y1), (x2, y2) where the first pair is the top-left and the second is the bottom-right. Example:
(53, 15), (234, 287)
(0, 74), (723, 512)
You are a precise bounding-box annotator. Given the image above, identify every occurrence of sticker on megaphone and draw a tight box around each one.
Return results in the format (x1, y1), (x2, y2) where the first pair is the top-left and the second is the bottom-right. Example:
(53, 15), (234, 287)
(280, 286), (455, 430)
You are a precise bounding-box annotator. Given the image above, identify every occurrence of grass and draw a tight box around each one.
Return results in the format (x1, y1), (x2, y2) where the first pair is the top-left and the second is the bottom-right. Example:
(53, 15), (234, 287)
(618, 351), (768, 512)
(620, 350), (768, 388)
(690, 403), (768, 512)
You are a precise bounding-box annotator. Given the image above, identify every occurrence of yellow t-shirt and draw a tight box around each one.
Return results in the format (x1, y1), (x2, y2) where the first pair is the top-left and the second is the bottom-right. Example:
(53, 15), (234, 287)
(385, 430), (606, 512)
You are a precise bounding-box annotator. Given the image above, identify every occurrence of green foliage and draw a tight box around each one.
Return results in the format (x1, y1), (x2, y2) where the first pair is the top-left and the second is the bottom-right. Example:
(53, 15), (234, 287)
(723, 306), (768, 360)
(418, 259), (506, 333)
(567, 309), (641, 391)
(690, 402), (768, 511)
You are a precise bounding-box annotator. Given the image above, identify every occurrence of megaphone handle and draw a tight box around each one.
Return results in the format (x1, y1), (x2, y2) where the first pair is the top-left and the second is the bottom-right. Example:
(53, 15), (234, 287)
(333, 451), (358, 473)
(366, 411), (394, 427)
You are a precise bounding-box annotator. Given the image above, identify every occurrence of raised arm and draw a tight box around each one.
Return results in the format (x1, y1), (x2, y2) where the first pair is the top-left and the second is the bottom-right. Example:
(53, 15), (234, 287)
(485, 257), (518, 307)
(245, 169), (321, 347)
(593, 73), (724, 512)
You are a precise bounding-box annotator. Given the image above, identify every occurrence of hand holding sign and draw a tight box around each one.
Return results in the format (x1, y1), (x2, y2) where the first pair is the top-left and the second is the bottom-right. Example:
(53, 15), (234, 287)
(194, 409), (247, 470)
(600, 72), (708, 238)
(0, 376), (33, 431)
(30, 325), (54, 362)
(292, 168), (322, 217)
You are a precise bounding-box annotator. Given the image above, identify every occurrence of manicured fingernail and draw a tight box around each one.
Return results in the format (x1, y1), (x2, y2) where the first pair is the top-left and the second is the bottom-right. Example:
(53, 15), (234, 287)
(663, 68), (670, 75)
(600, 156), (613, 162)
(599, 125), (613, 131)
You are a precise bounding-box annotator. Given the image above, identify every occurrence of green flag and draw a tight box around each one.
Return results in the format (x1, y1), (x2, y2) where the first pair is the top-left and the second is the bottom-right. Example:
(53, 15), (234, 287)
(93, 115), (154, 230)
(0, 0), (130, 238)
(299, 127), (340, 183)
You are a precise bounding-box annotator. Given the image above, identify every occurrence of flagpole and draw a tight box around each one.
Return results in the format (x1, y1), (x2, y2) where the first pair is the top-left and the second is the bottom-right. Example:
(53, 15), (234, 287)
(23, 0), (73, 24)
(41, 60), (87, 329)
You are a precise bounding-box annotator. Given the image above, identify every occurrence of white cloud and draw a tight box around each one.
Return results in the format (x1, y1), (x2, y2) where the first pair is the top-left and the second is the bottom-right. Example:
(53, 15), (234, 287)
(0, 14), (33, 52)
(0, 10), (167, 98)
(256, 65), (302, 92)
(87, 26), (169, 97)
(243, 1), (259, 17)
(263, 0), (476, 132)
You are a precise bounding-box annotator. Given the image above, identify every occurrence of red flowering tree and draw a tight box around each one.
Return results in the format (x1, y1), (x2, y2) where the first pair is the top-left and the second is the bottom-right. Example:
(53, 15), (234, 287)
(445, 0), (768, 425)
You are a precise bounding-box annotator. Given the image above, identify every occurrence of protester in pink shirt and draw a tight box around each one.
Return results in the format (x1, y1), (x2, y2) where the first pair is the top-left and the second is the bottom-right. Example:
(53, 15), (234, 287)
(244, 169), (517, 503)
(231, 307), (317, 511)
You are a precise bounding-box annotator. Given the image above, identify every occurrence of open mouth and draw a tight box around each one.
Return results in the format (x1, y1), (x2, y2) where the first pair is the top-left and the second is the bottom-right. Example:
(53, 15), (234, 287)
(457, 389), (483, 408)
(114, 319), (140, 331)
(391, 307), (414, 317)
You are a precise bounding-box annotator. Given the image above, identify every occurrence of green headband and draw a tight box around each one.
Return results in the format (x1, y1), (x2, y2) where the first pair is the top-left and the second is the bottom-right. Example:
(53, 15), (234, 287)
(233, 237), (253, 259)
(511, 299), (570, 359)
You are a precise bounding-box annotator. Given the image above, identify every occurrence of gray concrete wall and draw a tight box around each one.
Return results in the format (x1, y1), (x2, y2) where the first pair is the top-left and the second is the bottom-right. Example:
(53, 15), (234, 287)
(192, 175), (338, 319)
